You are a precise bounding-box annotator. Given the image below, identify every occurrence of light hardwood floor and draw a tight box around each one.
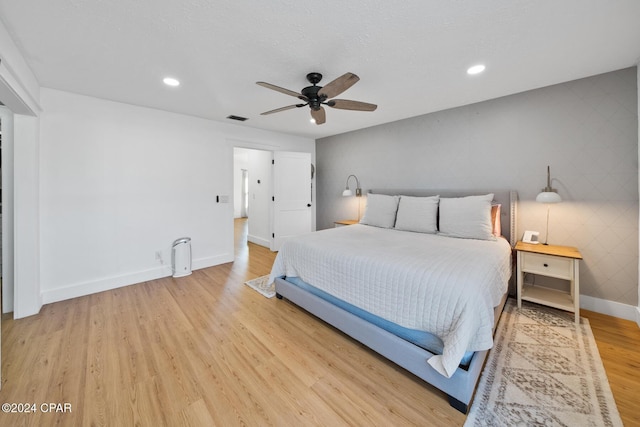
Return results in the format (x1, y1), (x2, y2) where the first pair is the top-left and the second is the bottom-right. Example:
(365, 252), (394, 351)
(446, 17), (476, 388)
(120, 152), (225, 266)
(0, 218), (638, 426)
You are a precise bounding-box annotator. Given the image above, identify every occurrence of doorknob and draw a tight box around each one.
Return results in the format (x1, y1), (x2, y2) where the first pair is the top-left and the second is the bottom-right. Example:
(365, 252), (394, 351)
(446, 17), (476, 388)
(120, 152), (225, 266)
(307, 203), (312, 207)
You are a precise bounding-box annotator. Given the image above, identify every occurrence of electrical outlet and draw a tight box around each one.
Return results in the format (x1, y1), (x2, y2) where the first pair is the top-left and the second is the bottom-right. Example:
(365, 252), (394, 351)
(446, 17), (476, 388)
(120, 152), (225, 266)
(155, 251), (163, 264)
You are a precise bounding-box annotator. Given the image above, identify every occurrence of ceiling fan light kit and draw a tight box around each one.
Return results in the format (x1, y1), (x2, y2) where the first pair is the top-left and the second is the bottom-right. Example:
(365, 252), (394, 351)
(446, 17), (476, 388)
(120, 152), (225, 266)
(257, 72), (377, 125)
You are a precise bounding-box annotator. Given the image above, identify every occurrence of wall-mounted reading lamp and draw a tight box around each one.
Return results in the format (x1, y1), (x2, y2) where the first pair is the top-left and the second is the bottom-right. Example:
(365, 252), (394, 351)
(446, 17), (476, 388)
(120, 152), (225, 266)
(342, 174), (362, 197)
(342, 174), (362, 220)
(535, 166), (562, 245)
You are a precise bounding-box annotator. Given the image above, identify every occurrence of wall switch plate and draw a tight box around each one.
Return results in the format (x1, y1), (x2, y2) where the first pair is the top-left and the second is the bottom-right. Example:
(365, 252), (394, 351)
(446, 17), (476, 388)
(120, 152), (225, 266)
(218, 195), (229, 203)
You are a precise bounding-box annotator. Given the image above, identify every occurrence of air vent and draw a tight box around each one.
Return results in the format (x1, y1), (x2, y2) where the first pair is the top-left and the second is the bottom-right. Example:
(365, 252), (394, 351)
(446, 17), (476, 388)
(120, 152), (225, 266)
(227, 115), (248, 121)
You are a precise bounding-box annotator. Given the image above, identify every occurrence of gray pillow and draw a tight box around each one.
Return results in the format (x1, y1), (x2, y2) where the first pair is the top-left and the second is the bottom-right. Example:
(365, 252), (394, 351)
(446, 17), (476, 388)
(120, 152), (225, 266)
(359, 194), (400, 228)
(439, 194), (495, 240)
(394, 195), (439, 234)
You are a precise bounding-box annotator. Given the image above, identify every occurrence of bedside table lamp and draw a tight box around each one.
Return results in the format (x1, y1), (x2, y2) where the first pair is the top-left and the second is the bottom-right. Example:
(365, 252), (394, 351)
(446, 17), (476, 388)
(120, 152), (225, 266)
(342, 174), (362, 219)
(535, 166), (562, 245)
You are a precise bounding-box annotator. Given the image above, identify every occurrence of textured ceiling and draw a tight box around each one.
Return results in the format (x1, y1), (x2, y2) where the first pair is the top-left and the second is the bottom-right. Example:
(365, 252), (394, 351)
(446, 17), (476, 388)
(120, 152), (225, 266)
(1, 0), (639, 139)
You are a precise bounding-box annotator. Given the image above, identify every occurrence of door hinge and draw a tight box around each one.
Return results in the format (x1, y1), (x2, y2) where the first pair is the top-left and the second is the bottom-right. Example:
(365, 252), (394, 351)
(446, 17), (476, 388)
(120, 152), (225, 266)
(272, 233), (275, 238)
(272, 159), (275, 165)
(272, 196), (275, 201)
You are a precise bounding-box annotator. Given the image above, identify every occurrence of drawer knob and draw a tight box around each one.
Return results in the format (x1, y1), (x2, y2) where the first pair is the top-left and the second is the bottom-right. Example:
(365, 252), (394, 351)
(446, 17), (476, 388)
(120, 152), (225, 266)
(543, 263), (549, 267)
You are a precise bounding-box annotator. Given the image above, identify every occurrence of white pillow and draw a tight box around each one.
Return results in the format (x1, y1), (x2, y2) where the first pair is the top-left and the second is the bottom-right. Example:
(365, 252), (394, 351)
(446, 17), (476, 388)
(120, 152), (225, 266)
(394, 195), (439, 234)
(439, 194), (495, 240)
(359, 194), (400, 228)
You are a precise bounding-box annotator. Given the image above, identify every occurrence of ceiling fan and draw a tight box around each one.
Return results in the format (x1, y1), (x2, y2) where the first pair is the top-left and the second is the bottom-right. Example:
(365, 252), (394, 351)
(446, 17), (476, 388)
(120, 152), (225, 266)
(256, 72), (377, 125)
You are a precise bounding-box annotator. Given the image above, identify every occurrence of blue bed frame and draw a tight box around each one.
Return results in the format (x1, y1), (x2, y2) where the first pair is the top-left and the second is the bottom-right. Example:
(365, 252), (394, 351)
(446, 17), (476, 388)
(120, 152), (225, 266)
(275, 189), (517, 413)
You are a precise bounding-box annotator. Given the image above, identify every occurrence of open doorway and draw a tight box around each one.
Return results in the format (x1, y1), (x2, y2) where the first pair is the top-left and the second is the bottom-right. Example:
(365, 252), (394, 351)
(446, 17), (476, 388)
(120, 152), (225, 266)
(233, 147), (313, 255)
(233, 147), (273, 253)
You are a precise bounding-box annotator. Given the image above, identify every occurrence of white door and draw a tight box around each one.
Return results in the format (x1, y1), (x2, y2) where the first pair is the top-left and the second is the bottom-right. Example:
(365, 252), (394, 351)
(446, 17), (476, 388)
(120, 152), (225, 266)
(272, 151), (312, 251)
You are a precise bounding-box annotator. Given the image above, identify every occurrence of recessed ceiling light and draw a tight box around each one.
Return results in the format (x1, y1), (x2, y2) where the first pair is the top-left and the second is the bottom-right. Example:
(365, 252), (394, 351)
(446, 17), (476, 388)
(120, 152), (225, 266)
(467, 64), (486, 75)
(163, 77), (180, 87)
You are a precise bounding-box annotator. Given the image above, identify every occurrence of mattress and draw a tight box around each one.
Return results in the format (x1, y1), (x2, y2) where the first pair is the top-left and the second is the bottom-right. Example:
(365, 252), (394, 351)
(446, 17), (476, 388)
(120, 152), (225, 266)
(269, 224), (512, 377)
(283, 276), (475, 366)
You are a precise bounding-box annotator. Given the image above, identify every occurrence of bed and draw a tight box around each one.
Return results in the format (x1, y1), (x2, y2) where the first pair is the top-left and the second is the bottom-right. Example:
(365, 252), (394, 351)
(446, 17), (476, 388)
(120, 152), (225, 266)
(269, 189), (517, 413)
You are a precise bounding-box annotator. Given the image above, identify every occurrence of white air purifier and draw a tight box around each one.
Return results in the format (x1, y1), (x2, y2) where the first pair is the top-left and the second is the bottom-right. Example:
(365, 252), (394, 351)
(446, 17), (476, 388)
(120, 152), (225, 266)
(172, 237), (192, 278)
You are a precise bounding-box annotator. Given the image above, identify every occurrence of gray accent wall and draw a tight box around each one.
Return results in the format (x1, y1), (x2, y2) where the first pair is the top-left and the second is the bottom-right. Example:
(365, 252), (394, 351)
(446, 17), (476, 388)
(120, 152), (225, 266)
(317, 67), (638, 307)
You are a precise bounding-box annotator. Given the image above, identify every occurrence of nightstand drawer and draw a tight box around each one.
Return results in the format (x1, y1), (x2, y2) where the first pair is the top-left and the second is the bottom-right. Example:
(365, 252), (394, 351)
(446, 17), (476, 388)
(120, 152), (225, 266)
(521, 252), (573, 280)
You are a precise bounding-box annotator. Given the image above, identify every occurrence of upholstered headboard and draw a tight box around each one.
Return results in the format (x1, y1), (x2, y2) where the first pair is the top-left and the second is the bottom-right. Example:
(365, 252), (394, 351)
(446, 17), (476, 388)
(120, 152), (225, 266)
(368, 189), (518, 247)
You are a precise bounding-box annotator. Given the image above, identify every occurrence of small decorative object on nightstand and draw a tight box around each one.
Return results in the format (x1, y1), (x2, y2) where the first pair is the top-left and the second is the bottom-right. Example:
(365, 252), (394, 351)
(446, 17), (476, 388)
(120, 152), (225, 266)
(516, 241), (583, 324)
(334, 219), (359, 228)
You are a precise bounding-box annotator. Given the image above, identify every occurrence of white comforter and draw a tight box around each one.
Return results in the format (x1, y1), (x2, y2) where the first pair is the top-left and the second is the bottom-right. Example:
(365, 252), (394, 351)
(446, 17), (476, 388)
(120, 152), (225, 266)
(269, 224), (512, 378)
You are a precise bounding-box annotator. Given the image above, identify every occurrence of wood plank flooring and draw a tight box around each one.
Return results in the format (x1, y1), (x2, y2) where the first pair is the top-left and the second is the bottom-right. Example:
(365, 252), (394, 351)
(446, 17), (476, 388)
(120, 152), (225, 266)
(0, 218), (638, 426)
(582, 309), (640, 427)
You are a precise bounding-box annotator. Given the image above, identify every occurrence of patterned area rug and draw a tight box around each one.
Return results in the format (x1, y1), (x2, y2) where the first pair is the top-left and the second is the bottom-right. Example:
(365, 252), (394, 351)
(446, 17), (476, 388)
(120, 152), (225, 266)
(244, 275), (275, 298)
(465, 299), (622, 426)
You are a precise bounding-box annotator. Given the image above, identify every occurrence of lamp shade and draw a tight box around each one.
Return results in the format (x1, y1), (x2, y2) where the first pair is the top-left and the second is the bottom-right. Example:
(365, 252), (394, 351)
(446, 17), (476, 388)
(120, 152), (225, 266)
(342, 189), (353, 197)
(536, 191), (562, 203)
(536, 166), (562, 204)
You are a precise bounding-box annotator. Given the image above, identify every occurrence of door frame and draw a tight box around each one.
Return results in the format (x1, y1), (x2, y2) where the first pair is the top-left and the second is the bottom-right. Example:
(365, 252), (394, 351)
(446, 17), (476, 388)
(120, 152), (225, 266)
(0, 107), (14, 315)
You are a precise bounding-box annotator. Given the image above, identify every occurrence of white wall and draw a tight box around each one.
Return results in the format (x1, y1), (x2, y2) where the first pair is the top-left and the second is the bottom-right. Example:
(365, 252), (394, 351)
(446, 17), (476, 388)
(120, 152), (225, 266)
(317, 67), (638, 321)
(246, 149), (273, 248)
(37, 88), (314, 314)
(233, 148), (249, 218)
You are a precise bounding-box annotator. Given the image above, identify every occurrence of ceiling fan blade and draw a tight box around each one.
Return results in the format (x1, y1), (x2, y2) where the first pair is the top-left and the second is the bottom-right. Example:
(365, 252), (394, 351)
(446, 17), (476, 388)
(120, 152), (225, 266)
(328, 99), (377, 111)
(310, 107), (326, 125)
(318, 72), (360, 99)
(260, 104), (306, 115)
(256, 81), (307, 100)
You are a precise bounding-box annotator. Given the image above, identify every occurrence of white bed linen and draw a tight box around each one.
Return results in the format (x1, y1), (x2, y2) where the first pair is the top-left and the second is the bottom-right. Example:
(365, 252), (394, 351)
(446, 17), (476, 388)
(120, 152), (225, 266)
(269, 224), (512, 378)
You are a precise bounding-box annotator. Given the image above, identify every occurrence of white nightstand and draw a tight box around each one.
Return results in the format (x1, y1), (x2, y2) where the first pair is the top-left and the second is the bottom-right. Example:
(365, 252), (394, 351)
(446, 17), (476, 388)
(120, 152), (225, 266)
(515, 241), (583, 324)
(334, 219), (359, 227)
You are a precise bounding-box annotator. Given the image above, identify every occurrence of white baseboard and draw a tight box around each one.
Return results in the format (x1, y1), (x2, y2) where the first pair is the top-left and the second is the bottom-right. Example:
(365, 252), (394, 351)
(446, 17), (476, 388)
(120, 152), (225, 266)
(247, 234), (270, 248)
(580, 294), (639, 324)
(35, 260), (640, 330)
(40, 253), (234, 307)
(41, 265), (170, 305)
(192, 254), (234, 270)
